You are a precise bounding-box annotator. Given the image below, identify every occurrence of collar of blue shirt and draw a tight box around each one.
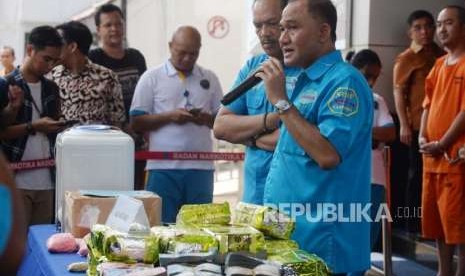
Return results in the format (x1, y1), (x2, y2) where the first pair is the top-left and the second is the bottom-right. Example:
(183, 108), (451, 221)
(303, 50), (342, 81)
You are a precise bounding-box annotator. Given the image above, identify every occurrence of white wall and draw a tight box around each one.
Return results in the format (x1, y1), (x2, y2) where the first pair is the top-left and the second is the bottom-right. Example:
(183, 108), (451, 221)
(0, 0), (98, 63)
(0, 0), (24, 63)
(126, 0), (168, 69)
(127, 0), (249, 92)
(0, 0), (249, 91)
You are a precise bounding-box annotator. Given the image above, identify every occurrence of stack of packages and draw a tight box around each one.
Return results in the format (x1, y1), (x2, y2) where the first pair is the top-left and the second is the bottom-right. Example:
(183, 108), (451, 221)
(86, 202), (330, 275)
(232, 202), (330, 276)
(174, 202), (266, 256)
(87, 224), (164, 275)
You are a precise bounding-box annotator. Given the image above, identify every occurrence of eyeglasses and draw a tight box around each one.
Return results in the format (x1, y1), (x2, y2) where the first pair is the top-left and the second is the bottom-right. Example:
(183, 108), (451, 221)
(183, 90), (194, 110)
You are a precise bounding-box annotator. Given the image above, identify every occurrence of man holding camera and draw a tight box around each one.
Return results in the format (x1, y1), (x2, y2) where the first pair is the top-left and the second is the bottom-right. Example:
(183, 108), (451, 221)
(130, 26), (223, 223)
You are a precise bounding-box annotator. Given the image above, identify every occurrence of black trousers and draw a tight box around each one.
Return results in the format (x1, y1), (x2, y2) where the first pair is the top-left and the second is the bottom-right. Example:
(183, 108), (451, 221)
(405, 131), (423, 233)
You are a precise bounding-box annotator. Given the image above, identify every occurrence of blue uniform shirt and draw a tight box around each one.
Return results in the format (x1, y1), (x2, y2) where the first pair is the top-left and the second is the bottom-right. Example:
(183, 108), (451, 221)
(227, 54), (300, 205)
(0, 185), (12, 255)
(264, 51), (373, 273)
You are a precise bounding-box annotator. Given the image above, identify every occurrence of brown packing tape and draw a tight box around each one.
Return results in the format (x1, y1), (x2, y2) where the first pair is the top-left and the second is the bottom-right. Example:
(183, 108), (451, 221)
(64, 191), (162, 238)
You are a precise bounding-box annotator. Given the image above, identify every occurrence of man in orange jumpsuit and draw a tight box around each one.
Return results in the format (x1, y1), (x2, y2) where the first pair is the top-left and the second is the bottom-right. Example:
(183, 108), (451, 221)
(419, 5), (465, 276)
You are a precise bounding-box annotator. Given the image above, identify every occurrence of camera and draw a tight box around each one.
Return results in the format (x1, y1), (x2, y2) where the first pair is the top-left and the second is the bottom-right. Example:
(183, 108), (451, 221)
(5, 75), (19, 87)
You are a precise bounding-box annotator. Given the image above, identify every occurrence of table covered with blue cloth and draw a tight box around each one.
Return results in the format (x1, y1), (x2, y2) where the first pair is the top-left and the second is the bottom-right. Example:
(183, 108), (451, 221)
(18, 224), (87, 276)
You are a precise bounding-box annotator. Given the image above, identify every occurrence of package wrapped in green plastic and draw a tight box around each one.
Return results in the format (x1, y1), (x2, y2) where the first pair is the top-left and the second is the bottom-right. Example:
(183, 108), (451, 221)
(89, 224), (113, 260)
(203, 225), (265, 254)
(267, 249), (330, 276)
(264, 239), (299, 256)
(88, 224), (120, 275)
(151, 226), (217, 254)
(102, 232), (159, 264)
(233, 202), (295, 239)
(176, 202), (231, 226)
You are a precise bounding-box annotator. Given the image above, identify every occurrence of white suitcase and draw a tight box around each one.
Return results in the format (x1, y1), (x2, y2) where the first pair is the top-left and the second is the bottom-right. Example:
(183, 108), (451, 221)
(55, 125), (134, 227)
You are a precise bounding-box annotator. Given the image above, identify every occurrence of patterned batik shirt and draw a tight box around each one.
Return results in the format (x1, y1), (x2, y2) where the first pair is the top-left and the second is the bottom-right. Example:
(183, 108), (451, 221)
(49, 59), (126, 125)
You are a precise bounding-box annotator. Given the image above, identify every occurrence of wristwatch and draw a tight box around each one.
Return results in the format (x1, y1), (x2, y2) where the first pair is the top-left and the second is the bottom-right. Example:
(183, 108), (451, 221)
(274, 99), (293, 114)
(26, 121), (36, 135)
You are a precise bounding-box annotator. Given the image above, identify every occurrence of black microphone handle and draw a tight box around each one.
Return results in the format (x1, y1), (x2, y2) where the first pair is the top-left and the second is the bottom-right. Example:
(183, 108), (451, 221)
(221, 74), (262, 105)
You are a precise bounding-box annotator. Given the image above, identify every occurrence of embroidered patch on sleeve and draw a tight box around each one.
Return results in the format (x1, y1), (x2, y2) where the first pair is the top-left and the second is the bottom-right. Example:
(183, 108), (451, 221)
(297, 89), (318, 105)
(327, 87), (359, 117)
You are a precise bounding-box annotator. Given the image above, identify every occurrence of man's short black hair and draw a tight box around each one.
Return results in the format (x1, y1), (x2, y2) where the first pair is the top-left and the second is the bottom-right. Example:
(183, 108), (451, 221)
(347, 49), (382, 70)
(95, 3), (124, 26)
(407, 10), (435, 26)
(56, 21), (93, 56)
(28, 25), (63, 51)
(445, 5), (465, 25)
(289, 0), (337, 42)
(254, 0), (289, 10)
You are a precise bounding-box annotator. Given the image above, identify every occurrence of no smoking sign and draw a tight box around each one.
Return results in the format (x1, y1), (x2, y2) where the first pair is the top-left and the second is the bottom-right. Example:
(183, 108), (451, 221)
(207, 16), (229, 39)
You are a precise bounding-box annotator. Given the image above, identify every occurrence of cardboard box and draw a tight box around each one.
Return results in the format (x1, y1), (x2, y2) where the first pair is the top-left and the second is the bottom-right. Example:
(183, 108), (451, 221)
(64, 190), (162, 237)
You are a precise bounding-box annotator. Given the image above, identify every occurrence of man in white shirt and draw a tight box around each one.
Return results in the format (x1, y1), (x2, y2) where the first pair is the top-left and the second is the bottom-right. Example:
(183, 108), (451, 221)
(130, 26), (223, 223)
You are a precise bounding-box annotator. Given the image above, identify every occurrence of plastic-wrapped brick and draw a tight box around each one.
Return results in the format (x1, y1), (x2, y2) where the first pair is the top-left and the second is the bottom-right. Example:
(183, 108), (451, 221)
(102, 232), (159, 264)
(151, 226), (217, 254)
(176, 202), (231, 226)
(203, 225), (265, 254)
(264, 239), (299, 256)
(267, 249), (330, 276)
(232, 202), (295, 240)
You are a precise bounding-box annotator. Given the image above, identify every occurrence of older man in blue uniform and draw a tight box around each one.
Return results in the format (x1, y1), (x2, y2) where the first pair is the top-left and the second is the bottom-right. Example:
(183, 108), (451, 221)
(256, 0), (373, 274)
(214, 0), (299, 204)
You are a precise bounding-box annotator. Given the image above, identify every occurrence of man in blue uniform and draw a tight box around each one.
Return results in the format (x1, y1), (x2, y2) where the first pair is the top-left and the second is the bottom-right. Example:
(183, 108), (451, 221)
(257, 0), (373, 274)
(214, 0), (299, 204)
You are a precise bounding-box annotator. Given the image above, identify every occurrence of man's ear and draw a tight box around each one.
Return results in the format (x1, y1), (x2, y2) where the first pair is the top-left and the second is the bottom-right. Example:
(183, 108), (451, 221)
(96, 25), (101, 37)
(407, 28), (413, 41)
(319, 23), (331, 43)
(69, 42), (79, 53)
(25, 44), (34, 57)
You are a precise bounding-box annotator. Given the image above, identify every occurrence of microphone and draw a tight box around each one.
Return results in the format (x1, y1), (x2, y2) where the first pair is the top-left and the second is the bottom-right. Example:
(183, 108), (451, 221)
(221, 71), (262, 105)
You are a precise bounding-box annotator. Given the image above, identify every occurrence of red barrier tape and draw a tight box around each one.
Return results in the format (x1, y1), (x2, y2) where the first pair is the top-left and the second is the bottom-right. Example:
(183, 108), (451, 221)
(135, 151), (245, 161)
(8, 151), (244, 171)
(8, 158), (55, 171)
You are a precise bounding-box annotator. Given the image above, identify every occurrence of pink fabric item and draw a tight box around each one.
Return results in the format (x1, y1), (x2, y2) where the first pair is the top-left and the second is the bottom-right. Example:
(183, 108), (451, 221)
(46, 233), (78, 253)
(77, 238), (88, 256)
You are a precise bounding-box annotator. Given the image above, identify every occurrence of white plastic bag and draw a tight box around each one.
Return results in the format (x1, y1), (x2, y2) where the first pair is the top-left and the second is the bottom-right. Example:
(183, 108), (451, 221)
(105, 195), (150, 233)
